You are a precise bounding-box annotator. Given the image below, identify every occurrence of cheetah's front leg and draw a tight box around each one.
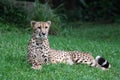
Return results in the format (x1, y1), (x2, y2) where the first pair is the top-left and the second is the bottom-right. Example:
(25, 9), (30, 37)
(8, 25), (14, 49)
(31, 60), (42, 70)
(32, 65), (42, 70)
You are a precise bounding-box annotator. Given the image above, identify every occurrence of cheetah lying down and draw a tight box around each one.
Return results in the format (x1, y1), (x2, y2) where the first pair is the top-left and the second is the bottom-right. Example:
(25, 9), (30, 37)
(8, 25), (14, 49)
(27, 21), (111, 70)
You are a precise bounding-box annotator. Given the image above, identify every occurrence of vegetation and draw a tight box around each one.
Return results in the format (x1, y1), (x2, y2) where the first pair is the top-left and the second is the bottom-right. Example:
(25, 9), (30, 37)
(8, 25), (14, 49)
(0, 0), (27, 26)
(0, 0), (61, 34)
(40, 0), (120, 22)
(1, 0), (120, 28)
(28, 1), (62, 34)
(0, 22), (120, 80)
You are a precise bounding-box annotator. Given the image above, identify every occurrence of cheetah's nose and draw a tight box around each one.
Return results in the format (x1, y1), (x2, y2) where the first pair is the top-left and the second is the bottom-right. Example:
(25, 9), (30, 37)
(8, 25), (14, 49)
(42, 33), (46, 35)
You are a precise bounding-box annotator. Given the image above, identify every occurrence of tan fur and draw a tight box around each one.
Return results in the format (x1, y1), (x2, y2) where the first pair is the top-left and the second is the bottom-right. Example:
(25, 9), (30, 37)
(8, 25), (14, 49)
(27, 21), (105, 70)
(27, 21), (51, 69)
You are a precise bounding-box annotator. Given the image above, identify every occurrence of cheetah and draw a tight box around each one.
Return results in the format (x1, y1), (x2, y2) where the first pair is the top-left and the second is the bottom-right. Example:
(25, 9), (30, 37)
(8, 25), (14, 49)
(27, 20), (111, 70)
(27, 21), (51, 69)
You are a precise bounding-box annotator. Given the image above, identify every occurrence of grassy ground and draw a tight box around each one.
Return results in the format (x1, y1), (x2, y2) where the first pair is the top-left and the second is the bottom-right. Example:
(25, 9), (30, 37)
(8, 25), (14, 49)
(0, 22), (120, 80)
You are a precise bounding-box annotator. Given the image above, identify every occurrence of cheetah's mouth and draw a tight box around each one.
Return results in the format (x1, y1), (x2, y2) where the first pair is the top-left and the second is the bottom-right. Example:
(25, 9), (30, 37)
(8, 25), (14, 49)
(35, 34), (47, 39)
(40, 34), (47, 39)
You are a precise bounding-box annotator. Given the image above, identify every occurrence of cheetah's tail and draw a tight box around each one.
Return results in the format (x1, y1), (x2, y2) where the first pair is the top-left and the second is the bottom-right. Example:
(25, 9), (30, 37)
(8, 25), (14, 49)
(95, 56), (111, 70)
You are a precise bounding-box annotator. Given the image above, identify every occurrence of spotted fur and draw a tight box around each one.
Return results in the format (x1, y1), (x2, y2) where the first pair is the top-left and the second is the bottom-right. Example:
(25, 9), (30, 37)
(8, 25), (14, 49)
(27, 21), (110, 70)
(27, 21), (51, 69)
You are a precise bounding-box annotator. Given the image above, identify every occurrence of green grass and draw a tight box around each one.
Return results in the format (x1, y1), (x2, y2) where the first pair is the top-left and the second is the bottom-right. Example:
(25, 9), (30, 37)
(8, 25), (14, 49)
(0, 22), (120, 80)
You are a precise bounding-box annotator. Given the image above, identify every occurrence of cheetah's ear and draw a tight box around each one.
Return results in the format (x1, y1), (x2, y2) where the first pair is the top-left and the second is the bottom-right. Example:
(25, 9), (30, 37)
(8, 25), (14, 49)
(31, 21), (37, 27)
(47, 21), (51, 26)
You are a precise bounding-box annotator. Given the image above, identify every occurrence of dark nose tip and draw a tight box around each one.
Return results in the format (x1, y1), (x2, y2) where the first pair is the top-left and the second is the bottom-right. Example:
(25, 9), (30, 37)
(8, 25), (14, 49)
(42, 33), (46, 35)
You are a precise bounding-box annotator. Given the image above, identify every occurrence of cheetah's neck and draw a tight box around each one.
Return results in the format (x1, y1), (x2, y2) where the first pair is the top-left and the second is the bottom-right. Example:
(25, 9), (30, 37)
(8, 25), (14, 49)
(30, 34), (50, 52)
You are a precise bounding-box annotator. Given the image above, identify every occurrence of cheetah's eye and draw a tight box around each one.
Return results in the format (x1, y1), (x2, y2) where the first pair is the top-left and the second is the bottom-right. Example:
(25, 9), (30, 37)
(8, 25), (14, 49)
(45, 26), (48, 29)
(38, 26), (41, 29)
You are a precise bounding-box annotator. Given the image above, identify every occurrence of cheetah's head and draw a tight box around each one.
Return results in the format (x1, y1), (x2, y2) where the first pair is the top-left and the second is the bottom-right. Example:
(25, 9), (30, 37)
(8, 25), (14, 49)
(31, 21), (51, 39)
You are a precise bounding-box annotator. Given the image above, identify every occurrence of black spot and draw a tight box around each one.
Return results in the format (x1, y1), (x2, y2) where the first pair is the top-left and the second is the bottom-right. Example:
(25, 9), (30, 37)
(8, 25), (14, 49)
(75, 59), (79, 63)
(33, 55), (37, 58)
(102, 62), (109, 68)
(84, 61), (87, 62)
(90, 62), (93, 65)
(42, 54), (47, 58)
(97, 57), (105, 65)
(75, 59), (82, 64)
(36, 43), (39, 45)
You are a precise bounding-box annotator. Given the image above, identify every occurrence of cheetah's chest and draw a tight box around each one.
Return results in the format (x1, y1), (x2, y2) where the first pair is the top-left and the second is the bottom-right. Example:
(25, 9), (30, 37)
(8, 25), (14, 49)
(29, 38), (49, 54)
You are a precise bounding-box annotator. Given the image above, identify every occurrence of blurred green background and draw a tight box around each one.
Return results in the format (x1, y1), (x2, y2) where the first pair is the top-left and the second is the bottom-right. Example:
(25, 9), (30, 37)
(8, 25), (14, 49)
(0, 0), (120, 33)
